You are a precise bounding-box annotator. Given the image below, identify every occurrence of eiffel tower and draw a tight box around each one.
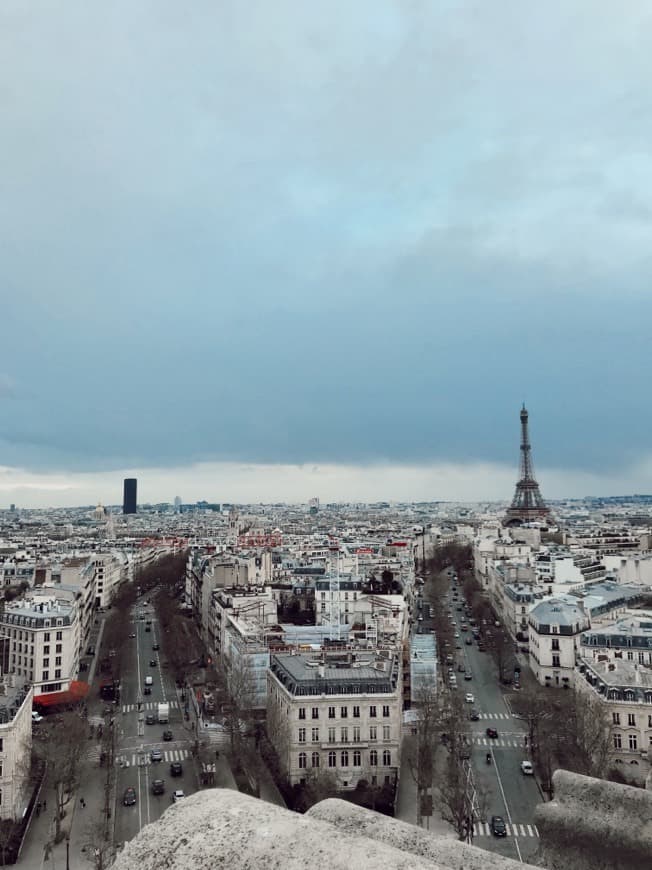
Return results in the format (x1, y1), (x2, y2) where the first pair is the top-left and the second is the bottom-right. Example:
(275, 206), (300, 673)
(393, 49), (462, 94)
(503, 405), (552, 526)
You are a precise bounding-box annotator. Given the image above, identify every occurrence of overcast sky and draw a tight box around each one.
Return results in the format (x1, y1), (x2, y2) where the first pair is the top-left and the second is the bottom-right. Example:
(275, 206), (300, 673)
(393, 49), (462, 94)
(2, 1), (652, 507)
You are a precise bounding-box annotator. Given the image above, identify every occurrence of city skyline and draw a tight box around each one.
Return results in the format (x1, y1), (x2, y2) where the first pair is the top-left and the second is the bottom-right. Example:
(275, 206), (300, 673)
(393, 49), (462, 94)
(2, 2), (651, 505)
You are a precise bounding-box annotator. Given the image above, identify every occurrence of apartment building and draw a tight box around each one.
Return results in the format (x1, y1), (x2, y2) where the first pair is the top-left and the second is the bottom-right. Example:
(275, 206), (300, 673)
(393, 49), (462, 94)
(528, 598), (590, 687)
(267, 650), (401, 790)
(576, 658), (652, 782)
(580, 614), (652, 668)
(0, 675), (33, 821)
(0, 588), (81, 698)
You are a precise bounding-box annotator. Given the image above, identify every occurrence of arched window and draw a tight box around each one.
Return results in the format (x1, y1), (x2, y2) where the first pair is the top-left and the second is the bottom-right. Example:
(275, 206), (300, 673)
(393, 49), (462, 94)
(353, 750), (361, 767)
(370, 750), (378, 766)
(341, 751), (349, 767)
(298, 752), (307, 769)
(311, 752), (320, 768)
(382, 750), (391, 766)
(328, 751), (336, 768)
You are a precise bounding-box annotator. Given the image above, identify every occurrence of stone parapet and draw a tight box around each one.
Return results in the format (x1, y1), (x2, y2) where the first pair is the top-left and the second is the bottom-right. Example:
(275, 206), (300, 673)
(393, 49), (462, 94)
(534, 769), (652, 870)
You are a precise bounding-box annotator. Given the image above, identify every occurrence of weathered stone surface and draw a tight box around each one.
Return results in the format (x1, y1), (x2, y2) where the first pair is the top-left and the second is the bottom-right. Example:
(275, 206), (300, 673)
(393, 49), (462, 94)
(113, 790), (447, 870)
(534, 769), (652, 870)
(308, 799), (540, 870)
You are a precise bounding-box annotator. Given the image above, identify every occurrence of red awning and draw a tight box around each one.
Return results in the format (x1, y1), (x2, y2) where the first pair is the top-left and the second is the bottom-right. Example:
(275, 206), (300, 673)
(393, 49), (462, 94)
(34, 680), (90, 707)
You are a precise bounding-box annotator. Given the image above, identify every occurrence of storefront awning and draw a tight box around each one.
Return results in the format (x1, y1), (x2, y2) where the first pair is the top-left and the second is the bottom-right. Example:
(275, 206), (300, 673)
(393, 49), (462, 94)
(34, 680), (90, 707)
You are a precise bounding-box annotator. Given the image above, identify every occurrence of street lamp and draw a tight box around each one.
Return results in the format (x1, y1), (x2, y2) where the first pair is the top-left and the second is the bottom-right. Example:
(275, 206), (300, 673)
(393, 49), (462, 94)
(66, 836), (70, 870)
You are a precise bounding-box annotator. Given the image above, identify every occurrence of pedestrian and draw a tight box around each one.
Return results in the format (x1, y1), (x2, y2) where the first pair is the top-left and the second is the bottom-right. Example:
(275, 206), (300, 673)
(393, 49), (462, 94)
(43, 798), (47, 811)
(36, 802), (41, 817)
(80, 797), (85, 809)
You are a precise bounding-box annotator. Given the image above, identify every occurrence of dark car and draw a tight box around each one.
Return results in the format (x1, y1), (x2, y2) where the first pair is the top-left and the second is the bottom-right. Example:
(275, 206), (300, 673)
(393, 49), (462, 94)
(149, 660), (157, 667)
(145, 713), (156, 725)
(469, 710), (480, 721)
(162, 730), (173, 741)
(486, 727), (499, 739)
(170, 761), (183, 777)
(86, 646), (95, 656)
(150, 749), (163, 763)
(151, 779), (165, 795)
(491, 815), (507, 837)
(144, 686), (152, 696)
(123, 787), (137, 806)
(465, 637), (473, 645)
(152, 643), (160, 651)
(145, 626), (151, 632)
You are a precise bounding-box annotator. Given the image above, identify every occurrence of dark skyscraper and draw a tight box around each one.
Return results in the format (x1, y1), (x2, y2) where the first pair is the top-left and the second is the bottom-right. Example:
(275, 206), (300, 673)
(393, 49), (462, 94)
(123, 478), (137, 515)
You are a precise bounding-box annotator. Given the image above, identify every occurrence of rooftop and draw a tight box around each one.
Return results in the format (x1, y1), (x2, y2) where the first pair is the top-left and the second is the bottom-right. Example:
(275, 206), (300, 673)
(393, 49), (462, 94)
(270, 651), (398, 696)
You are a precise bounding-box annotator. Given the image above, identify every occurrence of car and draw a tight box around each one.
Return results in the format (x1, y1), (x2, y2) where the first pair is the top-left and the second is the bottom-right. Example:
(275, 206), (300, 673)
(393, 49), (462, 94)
(86, 646), (95, 655)
(521, 760), (534, 775)
(469, 710), (480, 721)
(150, 749), (163, 763)
(454, 632), (460, 638)
(152, 643), (160, 651)
(465, 637), (473, 645)
(144, 686), (152, 695)
(172, 789), (185, 802)
(145, 714), (156, 725)
(149, 660), (157, 667)
(162, 730), (173, 741)
(32, 711), (44, 723)
(456, 643), (462, 649)
(130, 633), (136, 638)
(456, 606), (463, 611)
(491, 815), (507, 837)
(457, 663), (465, 672)
(464, 672), (472, 681)
(464, 693), (474, 704)
(123, 787), (137, 806)
(459, 741), (471, 760)
(152, 779), (165, 795)
(145, 626), (151, 632)
(170, 761), (183, 777)
(486, 727), (499, 738)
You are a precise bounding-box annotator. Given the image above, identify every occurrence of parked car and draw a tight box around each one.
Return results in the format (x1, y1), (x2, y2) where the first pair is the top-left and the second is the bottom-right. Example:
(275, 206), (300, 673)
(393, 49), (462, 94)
(152, 779), (165, 795)
(123, 787), (137, 806)
(32, 711), (43, 723)
(152, 643), (160, 651)
(149, 660), (157, 667)
(172, 790), (185, 802)
(491, 815), (507, 837)
(150, 749), (163, 763)
(486, 728), (498, 739)
(521, 760), (534, 775)
(86, 646), (95, 655)
(170, 761), (183, 777)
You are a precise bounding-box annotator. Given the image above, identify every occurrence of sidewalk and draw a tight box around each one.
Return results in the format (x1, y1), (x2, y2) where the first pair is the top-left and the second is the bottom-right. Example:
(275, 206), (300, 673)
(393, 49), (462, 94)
(396, 730), (456, 838)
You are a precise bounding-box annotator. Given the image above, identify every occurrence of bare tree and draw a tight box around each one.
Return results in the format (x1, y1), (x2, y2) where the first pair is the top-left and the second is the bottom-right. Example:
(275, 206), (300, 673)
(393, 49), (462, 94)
(33, 712), (88, 842)
(437, 752), (473, 839)
(81, 816), (114, 870)
(294, 768), (338, 812)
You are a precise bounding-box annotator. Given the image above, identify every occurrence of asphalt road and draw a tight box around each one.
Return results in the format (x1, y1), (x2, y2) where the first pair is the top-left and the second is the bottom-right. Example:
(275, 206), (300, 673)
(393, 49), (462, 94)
(426, 573), (543, 864)
(113, 597), (196, 847)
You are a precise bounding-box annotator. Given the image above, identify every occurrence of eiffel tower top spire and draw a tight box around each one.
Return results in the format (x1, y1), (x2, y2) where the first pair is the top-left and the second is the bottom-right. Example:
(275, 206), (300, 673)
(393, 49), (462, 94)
(503, 404), (551, 527)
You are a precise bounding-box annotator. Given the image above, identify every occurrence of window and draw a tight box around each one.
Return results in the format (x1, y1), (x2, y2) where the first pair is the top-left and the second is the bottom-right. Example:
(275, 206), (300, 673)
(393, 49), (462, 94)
(298, 728), (306, 744)
(328, 727), (336, 744)
(340, 727), (348, 743)
(612, 712), (620, 725)
(613, 734), (622, 749)
(648, 715), (652, 728)
(628, 714), (636, 727)
(353, 706), (360, 718)
(328, 707), (336, 719)
(44, 632), (50, 642)
(55, 657), (61, 667)
(42, 671), (48, 681)
(383, 725), (391, 741)
(311, 728), (319, 743)
(551, 639), (560, 651)
(43, 659), (50, 668)
(328, 751), (336, 768)
(552, 655), (560, 668)
(369, 726), (377, 741)
(353, 750), (361, 766)
(311, 707), (319, 720)
(382, 705), (390, 717)
(341, 751), (349, 767)
(55, 669), (61, 679)
(298, 752), (307, 769)
(627, 651), (634, 661)
(311, 752), (320, 768)
(340, 706), (348, 718)
(369, 706), (377, 718)
(0, 739), (3, 753)
(383, 750), (391, 766)
(0, 762), (2, 777)
(56, 644), (62, 654)
(43, 646), (50, 655)
(629, 734), (638, 751)
(299, 708), (306, 720)
(56, 631), (62, 641)
(353, 727), (361, 743)
(370, 750), (378, 766)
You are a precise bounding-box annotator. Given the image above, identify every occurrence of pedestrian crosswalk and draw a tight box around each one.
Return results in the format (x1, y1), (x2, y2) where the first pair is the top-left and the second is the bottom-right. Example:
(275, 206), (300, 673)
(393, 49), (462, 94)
(473, 822), (539, 838)
(121, 701), (179, 714)
(476, 712), (513, 720)
(472, 736), (527, 748)
(116, 748), (190, 767)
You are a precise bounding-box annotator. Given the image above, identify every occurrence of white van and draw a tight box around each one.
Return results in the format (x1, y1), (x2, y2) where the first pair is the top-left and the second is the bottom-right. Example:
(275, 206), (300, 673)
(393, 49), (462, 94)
(145, 676), (153, 686)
